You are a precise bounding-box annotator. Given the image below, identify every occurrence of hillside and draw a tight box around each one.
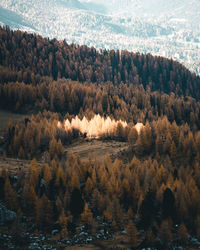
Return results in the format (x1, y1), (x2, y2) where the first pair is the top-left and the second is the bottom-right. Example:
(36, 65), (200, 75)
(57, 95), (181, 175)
(0, 27), (200, 249)
(0, 26), (200, 99)
(0, 0), (200, 74)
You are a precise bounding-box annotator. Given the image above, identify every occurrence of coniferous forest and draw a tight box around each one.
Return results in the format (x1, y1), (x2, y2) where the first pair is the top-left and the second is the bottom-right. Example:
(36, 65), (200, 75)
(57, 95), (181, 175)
(0, 26), (200, 249)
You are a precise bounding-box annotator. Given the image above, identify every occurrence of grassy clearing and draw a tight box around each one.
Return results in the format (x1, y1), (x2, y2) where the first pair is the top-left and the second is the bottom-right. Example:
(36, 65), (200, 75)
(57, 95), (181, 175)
(0, 139), (130, 174)
(66, 139), (130, 163)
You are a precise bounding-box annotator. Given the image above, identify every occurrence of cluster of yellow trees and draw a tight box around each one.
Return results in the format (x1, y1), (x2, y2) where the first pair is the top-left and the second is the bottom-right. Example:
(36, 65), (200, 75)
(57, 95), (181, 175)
(1, 80), (200, 131)
(1, 112), (200, 248)
(1, 149), (199, 247)
(5, 110), (200, 164)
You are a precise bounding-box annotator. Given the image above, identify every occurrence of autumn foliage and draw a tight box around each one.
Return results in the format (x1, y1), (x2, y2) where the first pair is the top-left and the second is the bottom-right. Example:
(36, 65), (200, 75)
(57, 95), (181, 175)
(0, 25), (200, 248)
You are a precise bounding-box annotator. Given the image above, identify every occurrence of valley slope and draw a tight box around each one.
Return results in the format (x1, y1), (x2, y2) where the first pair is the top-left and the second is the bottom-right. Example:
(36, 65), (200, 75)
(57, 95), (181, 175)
(0, 0), (199, 74)
(0, 27), (200, 250)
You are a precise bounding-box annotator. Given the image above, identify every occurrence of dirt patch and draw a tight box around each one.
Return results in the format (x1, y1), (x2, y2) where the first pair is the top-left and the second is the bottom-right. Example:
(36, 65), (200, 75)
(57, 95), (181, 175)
(0, 157), (43, 175)
(0, 139), (130, 173)
(66, 139), (129, 162)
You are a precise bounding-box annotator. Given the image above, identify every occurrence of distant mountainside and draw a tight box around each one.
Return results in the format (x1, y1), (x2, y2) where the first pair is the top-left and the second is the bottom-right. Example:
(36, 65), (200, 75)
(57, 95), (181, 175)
(103, 0), (199, 18)
(0, 6), (33, 31)
(0, 26), (200, 100)
(0, 0), (199, 75)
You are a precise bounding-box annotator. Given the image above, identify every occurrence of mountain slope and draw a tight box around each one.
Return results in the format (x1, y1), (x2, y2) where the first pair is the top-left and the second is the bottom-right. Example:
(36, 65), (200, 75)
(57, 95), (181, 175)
(0, 0), (199, 74)
(0, 26), (200, 100)
(0, 6), (34, 31)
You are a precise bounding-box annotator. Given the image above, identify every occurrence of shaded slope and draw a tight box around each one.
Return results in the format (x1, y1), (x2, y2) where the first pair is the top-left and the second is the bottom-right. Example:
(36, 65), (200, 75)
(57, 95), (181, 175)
(0, 26), (200, 99)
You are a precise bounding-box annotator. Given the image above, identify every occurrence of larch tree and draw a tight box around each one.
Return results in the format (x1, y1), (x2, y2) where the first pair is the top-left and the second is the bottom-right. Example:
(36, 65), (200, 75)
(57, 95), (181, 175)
(177, 223), (188, 246)
(126, 220), (138, 249)
(81, 203), (93, 227)
(30, 158), (39, 188)
(158, 219), (173, 248)
(4, 177), (18, 211)
(128, 126), (138, 145)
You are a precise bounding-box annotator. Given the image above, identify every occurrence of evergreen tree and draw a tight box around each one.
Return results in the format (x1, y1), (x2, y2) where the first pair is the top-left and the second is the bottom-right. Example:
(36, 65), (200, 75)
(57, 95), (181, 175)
(69, 188), (84, 217)
(126, 221), (138, 249)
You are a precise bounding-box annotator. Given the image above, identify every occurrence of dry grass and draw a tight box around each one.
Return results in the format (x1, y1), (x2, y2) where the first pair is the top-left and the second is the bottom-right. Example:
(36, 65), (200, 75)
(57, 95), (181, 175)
(0, 139), (129, 174)
(66, 139), (129, 162)
(0, 157), (43, 175)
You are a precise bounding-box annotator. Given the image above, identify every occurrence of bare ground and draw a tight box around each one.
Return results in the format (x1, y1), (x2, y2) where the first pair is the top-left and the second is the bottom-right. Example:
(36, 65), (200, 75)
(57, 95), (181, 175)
(0, 157), (40, 174)
(0, 139), (130, 174)
(66, 139), (130, 162)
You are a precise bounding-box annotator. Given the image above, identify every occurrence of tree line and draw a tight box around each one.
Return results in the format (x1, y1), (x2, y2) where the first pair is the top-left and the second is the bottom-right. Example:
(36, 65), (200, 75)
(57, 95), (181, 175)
(0, 80), (199, 130)
(0, 26), (200, 99)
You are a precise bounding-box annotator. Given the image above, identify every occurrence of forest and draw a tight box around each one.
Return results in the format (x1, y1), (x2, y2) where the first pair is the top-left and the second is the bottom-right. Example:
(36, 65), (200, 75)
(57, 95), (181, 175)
(0, 26), (200, 249)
